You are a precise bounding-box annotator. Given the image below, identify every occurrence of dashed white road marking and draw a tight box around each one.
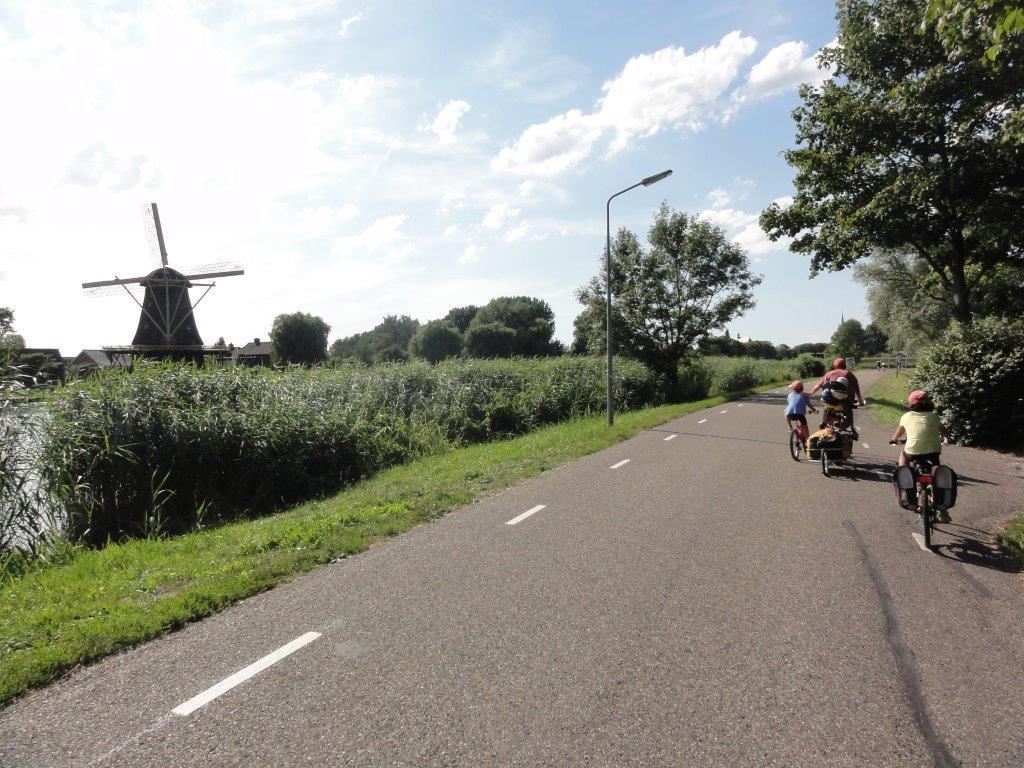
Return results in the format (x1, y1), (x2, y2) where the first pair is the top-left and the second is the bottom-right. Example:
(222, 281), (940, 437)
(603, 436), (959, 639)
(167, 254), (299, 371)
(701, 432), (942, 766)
(663, 434), (677, 441)
(911, 533), (930, 551)
(172, 632), (321, 717)
(506, 504), (546, 526)
(610, 459), (631, 470)
(737, 404), (744, 407)
(863, 443), (870, 449)
(873, 470), (891, 481)
(719, 410), (728, 414)
(697, 419), (708, 424)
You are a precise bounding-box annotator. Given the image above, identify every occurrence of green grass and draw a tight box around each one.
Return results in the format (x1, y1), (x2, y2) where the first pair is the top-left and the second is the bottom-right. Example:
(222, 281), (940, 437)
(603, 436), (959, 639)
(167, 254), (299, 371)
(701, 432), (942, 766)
(0, 389), (769, 708)
(996, 515), (1024, 564)
(866, 372), (912, 428)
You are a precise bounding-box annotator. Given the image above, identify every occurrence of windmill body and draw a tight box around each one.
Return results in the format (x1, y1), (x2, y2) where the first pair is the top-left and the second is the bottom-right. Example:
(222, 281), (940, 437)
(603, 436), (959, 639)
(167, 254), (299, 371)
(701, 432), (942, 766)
(82, 204), (244, 364)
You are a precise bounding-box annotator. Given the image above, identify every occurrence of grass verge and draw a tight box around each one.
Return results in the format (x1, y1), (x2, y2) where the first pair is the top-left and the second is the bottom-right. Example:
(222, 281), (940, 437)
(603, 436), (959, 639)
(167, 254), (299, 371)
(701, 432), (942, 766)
(0, 389), (762, 708)
(996, 515), (1024, 564)
(866, 372), (911, 428)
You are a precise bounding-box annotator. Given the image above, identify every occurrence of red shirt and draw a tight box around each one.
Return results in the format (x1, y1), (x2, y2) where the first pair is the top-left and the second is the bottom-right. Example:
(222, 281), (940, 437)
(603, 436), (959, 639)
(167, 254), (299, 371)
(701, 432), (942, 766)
(816, 368), (862, 402)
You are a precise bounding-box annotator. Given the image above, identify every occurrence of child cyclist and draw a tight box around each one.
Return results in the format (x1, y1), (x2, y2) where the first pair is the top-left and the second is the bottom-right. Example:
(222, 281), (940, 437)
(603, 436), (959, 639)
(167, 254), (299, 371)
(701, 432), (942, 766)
(890, 390), (951, 468)
(890, 390), (954, 521)
(784, 380), (818, 441)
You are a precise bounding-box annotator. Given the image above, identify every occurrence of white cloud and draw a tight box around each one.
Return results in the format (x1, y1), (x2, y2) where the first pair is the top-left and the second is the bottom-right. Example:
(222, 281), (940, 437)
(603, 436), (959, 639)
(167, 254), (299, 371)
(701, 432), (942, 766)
(63, 143), (150, 191)
(427, 99), (471, 145)
(491, 109), (603, 177)
(707, 188), (730, 209)
(337, 203), (360, 221)
(443, 224), (460, 238)
(732, 39), (835, 105)
(503, 222), (529, 242)
(438, 190), (466, 214)
(481, 203), (521, 230)
(331, 214), (406, 254)
(458, 243), (481, 264)
(338, 12), (364, 37)
(491, 31), (757, 175)
(698, 206), (787, 255)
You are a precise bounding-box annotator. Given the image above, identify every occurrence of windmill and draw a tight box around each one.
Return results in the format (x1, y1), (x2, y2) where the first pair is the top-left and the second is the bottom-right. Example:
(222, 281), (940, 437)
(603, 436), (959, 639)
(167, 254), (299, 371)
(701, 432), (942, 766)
(82, 203), (244, 364)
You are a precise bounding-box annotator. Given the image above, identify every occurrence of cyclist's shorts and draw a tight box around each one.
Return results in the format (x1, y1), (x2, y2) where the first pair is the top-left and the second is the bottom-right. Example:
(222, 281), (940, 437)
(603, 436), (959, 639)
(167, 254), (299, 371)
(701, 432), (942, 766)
(905, 451), (940, 466)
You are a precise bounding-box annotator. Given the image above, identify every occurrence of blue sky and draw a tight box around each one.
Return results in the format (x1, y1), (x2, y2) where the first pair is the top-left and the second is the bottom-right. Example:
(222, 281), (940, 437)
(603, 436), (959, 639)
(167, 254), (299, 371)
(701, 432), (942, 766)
(0, 0), (866, 353)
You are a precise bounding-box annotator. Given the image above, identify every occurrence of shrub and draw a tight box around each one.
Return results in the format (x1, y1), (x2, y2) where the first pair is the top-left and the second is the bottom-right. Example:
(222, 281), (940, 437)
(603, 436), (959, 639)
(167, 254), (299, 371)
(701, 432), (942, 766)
(795, 353), (826, 378)
(464, 323), (517, 358)
(912, 317), (1024, 448)
(37, 357), (660, 544)
(673, 358), (713, 401)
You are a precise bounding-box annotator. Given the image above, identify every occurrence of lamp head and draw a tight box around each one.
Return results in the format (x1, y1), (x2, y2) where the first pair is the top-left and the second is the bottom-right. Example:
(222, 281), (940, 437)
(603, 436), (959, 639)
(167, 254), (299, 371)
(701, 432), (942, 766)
(641, 169), (673, 187)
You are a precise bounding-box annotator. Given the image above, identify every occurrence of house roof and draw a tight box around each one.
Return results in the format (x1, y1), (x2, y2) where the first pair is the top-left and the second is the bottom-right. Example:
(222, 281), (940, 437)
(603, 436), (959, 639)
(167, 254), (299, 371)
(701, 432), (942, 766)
(234, 340), (273, 356)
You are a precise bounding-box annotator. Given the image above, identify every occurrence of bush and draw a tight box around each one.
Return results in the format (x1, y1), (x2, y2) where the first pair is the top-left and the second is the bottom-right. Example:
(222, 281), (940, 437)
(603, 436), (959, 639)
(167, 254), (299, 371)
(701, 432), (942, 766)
(464, 323), (517, 358)
(911, 317), (1024, 448)
(795, 353), (826, 378)
(673, 359), (713, 401)
(37, 357), (661, 544)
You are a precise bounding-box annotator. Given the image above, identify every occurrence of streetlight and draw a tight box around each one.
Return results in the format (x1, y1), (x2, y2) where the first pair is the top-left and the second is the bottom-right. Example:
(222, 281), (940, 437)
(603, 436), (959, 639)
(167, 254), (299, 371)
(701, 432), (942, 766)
(606, 169), (672, 426)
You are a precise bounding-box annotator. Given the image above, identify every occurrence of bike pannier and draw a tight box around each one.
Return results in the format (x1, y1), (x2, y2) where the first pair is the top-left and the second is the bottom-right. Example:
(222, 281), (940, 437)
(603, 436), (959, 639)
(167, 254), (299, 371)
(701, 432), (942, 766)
(932, 465), (958, 510)
(893, 465), (917, 510)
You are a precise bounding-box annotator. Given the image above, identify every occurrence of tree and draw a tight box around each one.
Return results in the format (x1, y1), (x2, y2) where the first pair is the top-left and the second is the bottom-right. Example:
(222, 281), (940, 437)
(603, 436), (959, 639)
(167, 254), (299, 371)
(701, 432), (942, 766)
(330, 315), (420, 364)
(745, 340), (778, 359)
(863, 323), (889, 355)
(464, 323), (517, 358)
(270, 311), (330, 365)
(830, 319), (868, 359)
(470, 296), (557, 356)
(575, 204), (761, 386)
(213, 336), (227, 348)
(409, 321), (463, 363)
(443, 305), (479, 334)
(760, 0), (1024, 324)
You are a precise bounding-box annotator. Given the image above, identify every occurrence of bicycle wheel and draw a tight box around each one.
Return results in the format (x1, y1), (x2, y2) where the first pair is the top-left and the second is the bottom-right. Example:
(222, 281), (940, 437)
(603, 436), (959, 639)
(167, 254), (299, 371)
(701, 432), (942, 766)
(789, 429), (802, 461)
(821, 447), (830, 476)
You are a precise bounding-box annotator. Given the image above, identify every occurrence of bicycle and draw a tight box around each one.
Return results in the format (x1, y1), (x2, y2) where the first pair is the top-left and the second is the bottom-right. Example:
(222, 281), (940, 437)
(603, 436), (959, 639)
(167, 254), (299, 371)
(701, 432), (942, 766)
(890, 438), (956, 550)
(819, 423), (856, 477)
(787, 415), (813, 461)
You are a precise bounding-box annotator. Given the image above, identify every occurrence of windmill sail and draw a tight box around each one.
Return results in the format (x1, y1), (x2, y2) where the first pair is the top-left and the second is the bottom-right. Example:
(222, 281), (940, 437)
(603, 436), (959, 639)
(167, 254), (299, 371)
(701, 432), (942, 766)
(142, 203), (169, 268)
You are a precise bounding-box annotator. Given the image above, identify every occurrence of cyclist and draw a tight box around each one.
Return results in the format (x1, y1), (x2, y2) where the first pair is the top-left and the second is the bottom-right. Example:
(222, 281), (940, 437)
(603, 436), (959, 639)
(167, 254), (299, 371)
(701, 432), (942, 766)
(784, 380), (817, 440)
(890, 390), (951, 468)
(890, 390), (953, 522)
(810, 357), (864, 437)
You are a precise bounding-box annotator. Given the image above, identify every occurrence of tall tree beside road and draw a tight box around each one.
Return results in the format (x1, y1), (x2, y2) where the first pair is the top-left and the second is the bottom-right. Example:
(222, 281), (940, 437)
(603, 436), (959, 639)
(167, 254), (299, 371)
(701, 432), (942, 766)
(575, 204), (760, 388)
(760, 0), (1024, 324)
(270, 311), (330, 365)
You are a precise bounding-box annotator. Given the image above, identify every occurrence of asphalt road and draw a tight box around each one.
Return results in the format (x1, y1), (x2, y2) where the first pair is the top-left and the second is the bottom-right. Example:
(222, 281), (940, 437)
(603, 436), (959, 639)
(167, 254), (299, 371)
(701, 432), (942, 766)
(2, 370), (1022, 768)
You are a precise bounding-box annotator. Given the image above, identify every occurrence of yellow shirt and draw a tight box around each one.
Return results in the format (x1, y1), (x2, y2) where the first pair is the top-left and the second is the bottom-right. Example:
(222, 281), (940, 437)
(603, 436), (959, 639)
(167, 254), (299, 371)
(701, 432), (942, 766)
(899, 410), (942, 455)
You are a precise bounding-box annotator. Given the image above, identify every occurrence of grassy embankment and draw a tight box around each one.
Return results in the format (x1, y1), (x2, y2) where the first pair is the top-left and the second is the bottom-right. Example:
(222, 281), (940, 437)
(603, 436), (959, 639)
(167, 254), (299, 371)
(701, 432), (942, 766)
(865, 371), (912, 428)
(867, 373), (1024, 562)
(0, 388), (773, 708)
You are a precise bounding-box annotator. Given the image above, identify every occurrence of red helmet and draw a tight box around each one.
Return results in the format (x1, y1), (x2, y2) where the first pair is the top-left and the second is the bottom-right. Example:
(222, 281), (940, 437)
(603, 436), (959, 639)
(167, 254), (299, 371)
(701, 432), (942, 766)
(788, 380), (804, 392)
(908, 390), (932, 408)
(832, 357), (846, 369)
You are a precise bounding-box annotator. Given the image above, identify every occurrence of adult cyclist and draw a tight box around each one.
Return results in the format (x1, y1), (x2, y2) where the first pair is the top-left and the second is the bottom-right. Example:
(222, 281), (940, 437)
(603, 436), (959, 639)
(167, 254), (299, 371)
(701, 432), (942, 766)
(810, 357), (864, 437)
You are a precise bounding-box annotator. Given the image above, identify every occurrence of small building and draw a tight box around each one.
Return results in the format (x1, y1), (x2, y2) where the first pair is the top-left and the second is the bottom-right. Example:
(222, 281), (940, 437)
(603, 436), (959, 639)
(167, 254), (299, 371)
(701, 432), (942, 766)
(71, 349), (132, 374)
(232, 338), (273, 367)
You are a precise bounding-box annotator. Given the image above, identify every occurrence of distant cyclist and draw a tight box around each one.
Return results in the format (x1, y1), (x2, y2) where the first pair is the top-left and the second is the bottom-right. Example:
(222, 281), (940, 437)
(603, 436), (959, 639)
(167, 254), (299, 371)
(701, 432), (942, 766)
(810, 357), (864, 436)
(784, 380), (817, 440)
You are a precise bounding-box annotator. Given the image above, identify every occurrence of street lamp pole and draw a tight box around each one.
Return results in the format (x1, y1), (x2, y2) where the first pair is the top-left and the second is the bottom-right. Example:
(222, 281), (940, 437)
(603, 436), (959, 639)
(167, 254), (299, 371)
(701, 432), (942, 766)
(606, 169), (673, 426)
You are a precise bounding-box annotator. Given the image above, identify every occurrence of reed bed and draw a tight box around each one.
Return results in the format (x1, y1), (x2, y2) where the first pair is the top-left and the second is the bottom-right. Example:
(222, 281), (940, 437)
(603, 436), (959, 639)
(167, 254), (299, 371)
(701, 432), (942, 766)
(36, 357), (660, 544)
